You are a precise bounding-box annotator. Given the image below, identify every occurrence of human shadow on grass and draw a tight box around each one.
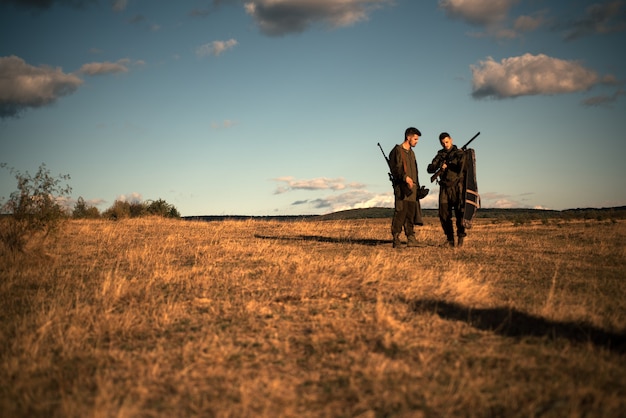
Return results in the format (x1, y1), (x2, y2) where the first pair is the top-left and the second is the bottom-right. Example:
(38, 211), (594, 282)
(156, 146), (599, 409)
(406, 298), (626, 355)
(254, 234), (389, 246)
(254, 234), (440, 247)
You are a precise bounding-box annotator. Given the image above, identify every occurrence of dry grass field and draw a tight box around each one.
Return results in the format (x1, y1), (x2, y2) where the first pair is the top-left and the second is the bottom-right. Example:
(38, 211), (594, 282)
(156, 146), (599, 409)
(1, 216), (625, 417)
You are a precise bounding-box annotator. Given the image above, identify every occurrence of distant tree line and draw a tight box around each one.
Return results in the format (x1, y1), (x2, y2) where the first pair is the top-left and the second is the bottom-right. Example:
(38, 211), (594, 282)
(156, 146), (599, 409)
(74, 197), (180, 220)
(1, 163), (180, 253)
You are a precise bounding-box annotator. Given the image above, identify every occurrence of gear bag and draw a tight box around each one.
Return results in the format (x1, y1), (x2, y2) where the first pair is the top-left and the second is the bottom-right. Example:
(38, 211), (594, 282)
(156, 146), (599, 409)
(462, 148), (480, 229)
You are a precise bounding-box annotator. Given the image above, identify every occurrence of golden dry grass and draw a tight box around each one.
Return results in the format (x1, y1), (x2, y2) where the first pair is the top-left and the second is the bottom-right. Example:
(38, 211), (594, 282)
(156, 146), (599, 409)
(1, 216), (625, 417)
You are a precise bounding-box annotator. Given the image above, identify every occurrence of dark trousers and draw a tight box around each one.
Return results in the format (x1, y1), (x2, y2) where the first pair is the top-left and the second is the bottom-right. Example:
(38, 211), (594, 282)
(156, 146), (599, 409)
(392, 199), (417, 237)
(439, 183), (466, 240)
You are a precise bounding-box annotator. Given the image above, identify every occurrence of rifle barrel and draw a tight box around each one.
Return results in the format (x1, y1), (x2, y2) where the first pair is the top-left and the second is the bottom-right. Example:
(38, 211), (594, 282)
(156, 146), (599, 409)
(461, 131), (480, 150)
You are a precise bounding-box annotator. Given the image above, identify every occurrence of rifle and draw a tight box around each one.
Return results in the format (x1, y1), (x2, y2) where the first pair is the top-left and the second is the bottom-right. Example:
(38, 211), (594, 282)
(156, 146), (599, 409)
(430, 131), (480, 183)
(377, 142), (427, 198)
(377, 142), (396, 187)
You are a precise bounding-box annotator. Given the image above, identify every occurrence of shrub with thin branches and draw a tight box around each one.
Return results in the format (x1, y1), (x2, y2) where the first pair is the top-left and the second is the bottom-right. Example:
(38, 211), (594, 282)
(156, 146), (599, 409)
(0, 163), (72, 253)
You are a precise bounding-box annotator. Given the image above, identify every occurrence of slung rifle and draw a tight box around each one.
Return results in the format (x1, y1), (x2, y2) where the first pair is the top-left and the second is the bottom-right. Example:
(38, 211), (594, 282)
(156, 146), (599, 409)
(430, 131), (480, 183)
(378, 142), (429, 199)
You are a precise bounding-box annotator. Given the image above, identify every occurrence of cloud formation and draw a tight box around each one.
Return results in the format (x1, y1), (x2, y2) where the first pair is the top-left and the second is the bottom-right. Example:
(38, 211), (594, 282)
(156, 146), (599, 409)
(1, 0), (128, 12)
(438, 0), (549, 39)
(582, 89), (626, 107)
(79, 59), (134, 76)
(273, 176), (364, 194)
(471, 53), (602, 99)
(438, 0), (515, 27)
(116, 192), (143, 203)
(303, 190), (391, 211)
(196, 39), (238, 57)
(441, 0), (626, 40)
(479, 192), (524, 209)
(244, 0), (391, 36)
(561, 1), (626, 41)
(189, 0), (236, 18)
(271, 176), (411, 213)
(112, 0), (127, 12)
(1, 0), (93, 10)
(513, 12), (547, 33)
(0, 55), (83, 118)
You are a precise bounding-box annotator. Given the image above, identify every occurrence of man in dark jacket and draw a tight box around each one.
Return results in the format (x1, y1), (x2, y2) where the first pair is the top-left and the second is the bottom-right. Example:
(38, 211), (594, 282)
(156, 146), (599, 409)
(427, 132), (467, 247)
(389, 127), (424, 248)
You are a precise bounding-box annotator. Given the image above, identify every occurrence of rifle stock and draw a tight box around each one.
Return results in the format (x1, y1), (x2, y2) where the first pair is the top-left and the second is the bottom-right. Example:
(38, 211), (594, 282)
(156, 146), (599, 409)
(430, 169), (442, 183)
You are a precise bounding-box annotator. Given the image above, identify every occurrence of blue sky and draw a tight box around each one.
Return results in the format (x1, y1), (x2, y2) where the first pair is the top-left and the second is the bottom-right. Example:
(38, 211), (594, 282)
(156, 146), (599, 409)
(1, 0), (625, 216)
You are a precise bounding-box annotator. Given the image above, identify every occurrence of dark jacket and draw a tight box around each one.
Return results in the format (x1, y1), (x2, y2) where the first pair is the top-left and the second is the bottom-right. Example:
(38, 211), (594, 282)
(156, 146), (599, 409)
(427, 145), (466, 187)
(389, 144), (419, 200)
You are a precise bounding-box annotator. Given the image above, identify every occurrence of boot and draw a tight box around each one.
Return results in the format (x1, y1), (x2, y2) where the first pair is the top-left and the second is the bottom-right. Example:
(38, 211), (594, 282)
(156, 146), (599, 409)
(457, 236), (464, 247)
(407, 235), (419, 247)
(392, 234), (402, 248)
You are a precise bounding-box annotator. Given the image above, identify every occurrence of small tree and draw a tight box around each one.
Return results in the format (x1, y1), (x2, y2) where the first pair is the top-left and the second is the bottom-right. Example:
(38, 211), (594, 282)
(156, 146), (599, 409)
(146, 199), (181, 218)
(1, 163), (72, 252)
(72, 197), (100, 219)
(102, 200), (132, 220)
(129, 201), (146, 218)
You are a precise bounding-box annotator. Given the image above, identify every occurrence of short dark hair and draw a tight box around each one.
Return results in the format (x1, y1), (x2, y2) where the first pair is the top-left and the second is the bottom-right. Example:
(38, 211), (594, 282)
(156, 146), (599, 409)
(439, 132), (450, 141)
(405, 127), (421, 139)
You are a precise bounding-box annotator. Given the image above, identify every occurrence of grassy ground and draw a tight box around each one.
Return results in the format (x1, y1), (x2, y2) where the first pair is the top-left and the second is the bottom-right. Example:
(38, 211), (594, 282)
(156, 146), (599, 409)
(1, 216), (625, 417)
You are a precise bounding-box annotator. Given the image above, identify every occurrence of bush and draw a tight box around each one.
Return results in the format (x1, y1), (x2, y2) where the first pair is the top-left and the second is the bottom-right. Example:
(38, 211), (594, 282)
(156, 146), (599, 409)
(0, 163), (72, 252)
(72, 197), (100, 219)
(102, 200), (132, 220)
(129, 201), (146, 218)
(146, 199), (181, 218)
(102, 198), (179, 220)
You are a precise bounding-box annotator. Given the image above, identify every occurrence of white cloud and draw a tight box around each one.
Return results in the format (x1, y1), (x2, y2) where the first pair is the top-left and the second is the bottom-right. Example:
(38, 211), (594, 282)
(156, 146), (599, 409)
(196, 39), (238, 57)
(244, 0), (392, 36)
(491, 199), (518, 209)
(302, 188), (439, 213)
(479, 192), (551, 209)
(419, 193), (439, 209)
(303, 190), (392, 212)
(438, 0), (516, 26)
(273, 176), (439, 212)
(471, 53), (600, 99)
(0, 55), (83, 118)
(439, 0), (551, 39)
(117, 192), (143, 203)
(273, 176), (362, 193)
(79, 59), (143, 76)
(79, 60), (129, 76)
